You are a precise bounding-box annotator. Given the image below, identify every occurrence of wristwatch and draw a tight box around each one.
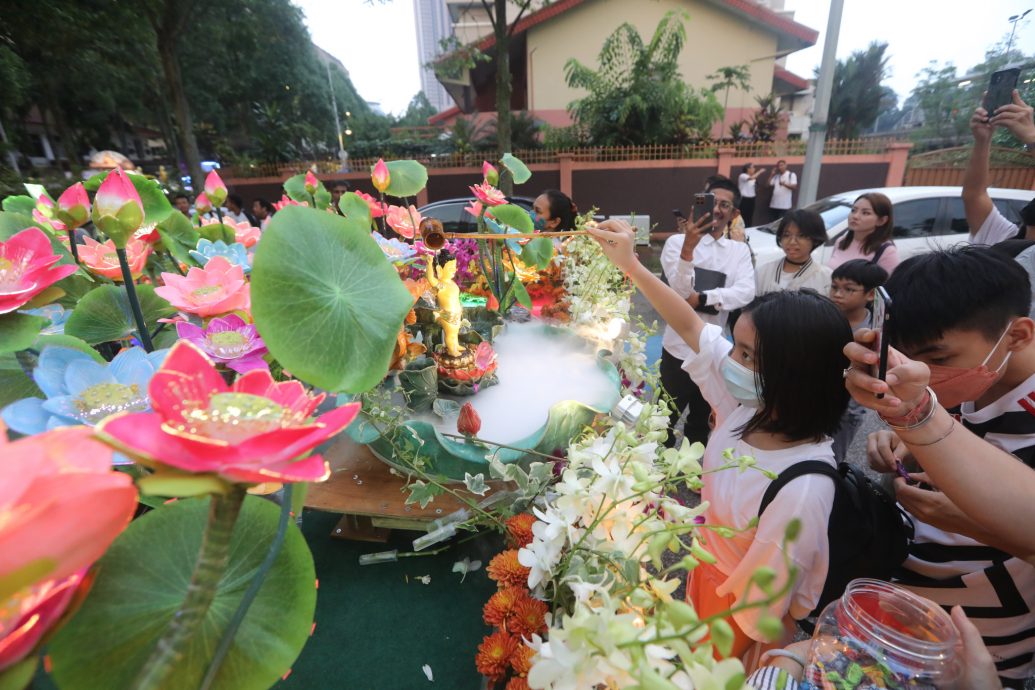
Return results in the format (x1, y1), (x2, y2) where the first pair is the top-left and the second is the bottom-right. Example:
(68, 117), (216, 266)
(698, 292), (709, 308)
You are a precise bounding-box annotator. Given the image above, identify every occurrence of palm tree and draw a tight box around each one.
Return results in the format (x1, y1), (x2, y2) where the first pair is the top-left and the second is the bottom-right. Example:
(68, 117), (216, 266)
(708, 65), (752, 140)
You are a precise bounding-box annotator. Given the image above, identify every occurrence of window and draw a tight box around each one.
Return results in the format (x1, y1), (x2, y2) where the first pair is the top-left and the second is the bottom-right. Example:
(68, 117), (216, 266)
(423, 201), (475, 233)
(992, 198), (1026, 225)
(946, 198), (968, 234)
(892, 198), (941, 238)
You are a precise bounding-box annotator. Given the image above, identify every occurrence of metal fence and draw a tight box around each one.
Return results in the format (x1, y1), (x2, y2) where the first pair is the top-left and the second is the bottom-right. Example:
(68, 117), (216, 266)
(904, 146), (1035, 189)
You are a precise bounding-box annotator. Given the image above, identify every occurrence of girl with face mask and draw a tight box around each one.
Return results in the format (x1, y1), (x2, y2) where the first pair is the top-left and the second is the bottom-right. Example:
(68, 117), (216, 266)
(587, 219), (853, 663)
(532, 190), (576, 233)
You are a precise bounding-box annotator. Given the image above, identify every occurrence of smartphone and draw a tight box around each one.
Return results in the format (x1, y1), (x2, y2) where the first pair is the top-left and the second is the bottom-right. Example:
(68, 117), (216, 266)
(871, 286), (892, 398)
(672, 208), (687, 220)
(692, 193), (715, 225)
(984, 68), (1021, 118)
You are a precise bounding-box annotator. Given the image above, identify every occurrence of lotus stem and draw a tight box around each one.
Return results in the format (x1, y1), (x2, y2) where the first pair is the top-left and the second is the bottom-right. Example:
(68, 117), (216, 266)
(129, 486), (247, 690)
(214, 207), (224, 225)
(198, 485), (293, 690)
(116, 248), (154, 353)
(67, 229), (79, 263)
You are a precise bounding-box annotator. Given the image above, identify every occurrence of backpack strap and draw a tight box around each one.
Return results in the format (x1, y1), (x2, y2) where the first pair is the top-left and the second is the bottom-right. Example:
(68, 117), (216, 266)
(870, 242), (892, 266)
(758, 461), (840, 517)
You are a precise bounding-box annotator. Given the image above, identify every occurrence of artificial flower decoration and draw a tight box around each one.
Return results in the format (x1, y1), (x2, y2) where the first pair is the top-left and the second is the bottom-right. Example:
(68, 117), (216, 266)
(384, 204), (423, 239)
(1, 346), (168, 434)
(469, 183), (507, 207)
(33, 207), (67, 233)
(371, 158), (390, 193)
(155, 255), (250, 317)
(304, 170), (319, 195)
(55, 182), (91, 228)
(486, 549), (531, 589)
(194, 192), (212, 215)
(134, 224), (161, 244)
(273, 194), (306, 211)
(464, 200), (484, 218)
(476, 630), (518, 683)
(506, 597), (548, 638)
(189, 238), (251, 274)
(97, 341), (361, 484)
(224, 218), (262, 247)
(355, 191), (387, 218)
(92, 168), (144, 247)
(457, 402), (481, 436)
(204, 169), (228, 208)
(0, 227), (77, 314)
(483, 587), (523, 627)
(77, 236), (151, 281)
(24, 304), (69, 335)
(176, 314), (269, 373)
(482, 161), (500, 186)
(373, 231), (418, 264)
(506, 513), (537, 549)
(0, 426), (138, 672)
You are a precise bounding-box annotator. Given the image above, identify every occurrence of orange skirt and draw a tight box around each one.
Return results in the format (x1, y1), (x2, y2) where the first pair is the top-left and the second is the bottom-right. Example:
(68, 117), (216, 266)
(687, 561), (757, 661)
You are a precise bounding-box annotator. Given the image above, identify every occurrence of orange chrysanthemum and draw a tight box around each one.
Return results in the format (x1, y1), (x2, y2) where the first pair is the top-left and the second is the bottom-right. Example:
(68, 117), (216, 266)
(487, 549), (531, 589)
(507, 596), (548, 638)
(475, 630), (518, 681)
(506, 513), (537, 548)
(510, 643), (536, 676)
(483, 586), (523, 627)
(506, 677), (531, 690)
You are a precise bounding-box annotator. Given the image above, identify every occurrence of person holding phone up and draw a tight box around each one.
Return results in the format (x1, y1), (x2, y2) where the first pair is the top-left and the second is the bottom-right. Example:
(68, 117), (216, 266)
(661, 177), (755, 448)
(966, 88), (1035, 245)
(767, 160), (797, 222)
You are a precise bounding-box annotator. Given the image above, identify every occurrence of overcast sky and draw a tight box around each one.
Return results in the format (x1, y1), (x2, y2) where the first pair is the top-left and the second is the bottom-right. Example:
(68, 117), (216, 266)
(294, 0), (1035, 115)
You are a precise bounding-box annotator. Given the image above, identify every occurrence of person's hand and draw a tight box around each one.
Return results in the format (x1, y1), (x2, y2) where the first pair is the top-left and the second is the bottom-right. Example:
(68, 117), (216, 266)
(894, 474), (976, 535)
(952, 606), (1002, 690)
(679, 212), (712, 258)
(971, 97), (994, 144)
(843, 329), (931, 417)
(991, 89), (1035, 146)
(867, 429), (910, 474)
(588, 220), (638, 273)
(760, 640), (812, 681)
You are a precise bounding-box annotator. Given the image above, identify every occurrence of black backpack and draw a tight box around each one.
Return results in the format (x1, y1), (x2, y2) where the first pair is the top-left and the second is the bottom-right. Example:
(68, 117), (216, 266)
(757, 461), (914, 616)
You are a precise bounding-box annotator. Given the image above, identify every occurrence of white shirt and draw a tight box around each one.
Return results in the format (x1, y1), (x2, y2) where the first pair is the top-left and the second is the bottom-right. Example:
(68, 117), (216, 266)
(660, 232), (755, 360)
(971, 205), (1021, 246)
(770, 171), (797, 210)
(738, 172), (757, 199)
(755, 257), (832, 296)
(682, 324), (835, 640)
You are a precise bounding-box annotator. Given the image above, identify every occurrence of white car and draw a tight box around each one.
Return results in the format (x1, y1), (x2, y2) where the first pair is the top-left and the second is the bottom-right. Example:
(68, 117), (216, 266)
(744, 186), (1034, 266)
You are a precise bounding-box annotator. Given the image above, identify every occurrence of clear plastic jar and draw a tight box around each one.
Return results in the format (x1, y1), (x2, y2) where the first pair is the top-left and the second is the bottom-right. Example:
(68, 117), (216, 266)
(803, 579), (961, 690)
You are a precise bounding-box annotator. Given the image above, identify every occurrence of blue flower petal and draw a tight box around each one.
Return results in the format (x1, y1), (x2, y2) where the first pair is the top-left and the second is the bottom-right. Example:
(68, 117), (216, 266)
(34, 347), (95, 397)
(1, 397), (49, 435)
(41, 395), (87, 424)
(146, 349), (170, 369)
(64, 360), (116, 396)
(109, 347), (154, 388)
(45, 414), (73, 430)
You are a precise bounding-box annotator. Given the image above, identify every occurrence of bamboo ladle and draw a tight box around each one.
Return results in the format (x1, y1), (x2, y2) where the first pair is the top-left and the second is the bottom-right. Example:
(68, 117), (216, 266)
(419, 218), (589, 250)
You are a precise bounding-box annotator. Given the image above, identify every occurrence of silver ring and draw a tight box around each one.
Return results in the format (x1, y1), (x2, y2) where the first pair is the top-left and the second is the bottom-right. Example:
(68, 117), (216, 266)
(607, 240), (616, 246)
(842, 367), (851, 379)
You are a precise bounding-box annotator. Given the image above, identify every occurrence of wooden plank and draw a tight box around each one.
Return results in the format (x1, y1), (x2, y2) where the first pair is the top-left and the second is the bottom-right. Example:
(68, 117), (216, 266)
(305, 434), (506, 523)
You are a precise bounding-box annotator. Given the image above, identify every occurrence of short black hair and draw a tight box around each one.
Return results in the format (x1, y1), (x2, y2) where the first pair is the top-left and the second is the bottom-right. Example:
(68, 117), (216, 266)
(886, 245), (1031, 350)
(435, 248), (455, 268)
(1021, 197), (1035, 227)
(227, 193), (243, 207)
(831, 259), (888, 291)
(540, 189), (577, 231)
(173, 193), (189, 202)
(254, 198), (275, 213)
(742, 163), (753, 174)
(776, 209), (827, 251)
(705, 175), (741, 206)
(738, 289), (852, 442)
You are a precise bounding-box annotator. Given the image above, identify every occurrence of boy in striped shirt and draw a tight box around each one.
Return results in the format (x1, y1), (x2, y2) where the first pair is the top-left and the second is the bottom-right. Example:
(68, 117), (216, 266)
(868, 246), (1035, 685)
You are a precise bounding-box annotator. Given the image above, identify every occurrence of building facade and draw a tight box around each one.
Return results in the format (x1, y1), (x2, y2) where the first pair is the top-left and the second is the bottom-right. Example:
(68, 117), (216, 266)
(413, 0), (461, 112)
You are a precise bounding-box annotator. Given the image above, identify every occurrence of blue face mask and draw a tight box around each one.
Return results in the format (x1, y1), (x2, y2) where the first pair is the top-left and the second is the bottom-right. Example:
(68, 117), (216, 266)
(534, 216), (547, 231)
(720, 356), (762, 408)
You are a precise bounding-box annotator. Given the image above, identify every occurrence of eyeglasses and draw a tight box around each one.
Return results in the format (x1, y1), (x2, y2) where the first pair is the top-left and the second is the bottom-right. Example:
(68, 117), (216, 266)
(779, 234), (808, 244)
(830, 285), (865, 295)
(715, 201), (735, 211)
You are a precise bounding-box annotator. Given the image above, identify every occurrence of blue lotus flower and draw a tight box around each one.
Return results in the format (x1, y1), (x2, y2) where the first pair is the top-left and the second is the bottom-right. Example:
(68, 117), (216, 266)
(373, 231), (418, 264)
(2, 346), (168, 435)
(484, 216), (524, 254)
(23, 304), (69, 335)
(189, 238), (251, 273)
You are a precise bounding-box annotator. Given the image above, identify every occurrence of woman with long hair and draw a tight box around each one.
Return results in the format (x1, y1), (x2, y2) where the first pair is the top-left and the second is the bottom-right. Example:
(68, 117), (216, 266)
(826, 192), (899, 274)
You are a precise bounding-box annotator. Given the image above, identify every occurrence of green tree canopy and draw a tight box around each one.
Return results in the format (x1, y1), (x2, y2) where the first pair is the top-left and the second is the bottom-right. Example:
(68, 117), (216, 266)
(825, 41), (890, 138)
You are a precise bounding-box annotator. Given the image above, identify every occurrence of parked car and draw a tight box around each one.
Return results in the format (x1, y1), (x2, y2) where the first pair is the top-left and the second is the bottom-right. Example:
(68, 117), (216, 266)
(418, 196), (536, 234)
(744, 186), (1034, 266)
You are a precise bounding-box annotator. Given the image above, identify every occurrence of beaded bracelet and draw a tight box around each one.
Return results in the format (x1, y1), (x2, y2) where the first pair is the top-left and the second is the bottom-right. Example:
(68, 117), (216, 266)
(878, 386), (938, 431)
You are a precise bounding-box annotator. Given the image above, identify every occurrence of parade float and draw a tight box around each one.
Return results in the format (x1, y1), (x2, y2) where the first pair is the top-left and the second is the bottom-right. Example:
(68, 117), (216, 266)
(0, 157), (791, 690)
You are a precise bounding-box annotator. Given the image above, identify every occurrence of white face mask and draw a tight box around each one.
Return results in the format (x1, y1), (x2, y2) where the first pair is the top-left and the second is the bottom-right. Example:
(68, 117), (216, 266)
(721, 356), (762, 408)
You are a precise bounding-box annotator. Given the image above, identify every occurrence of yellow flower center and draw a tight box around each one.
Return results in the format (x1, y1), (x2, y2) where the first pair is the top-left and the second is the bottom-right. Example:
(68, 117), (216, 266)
(0, 256), (26, 293)
(74, 382), (148, 424)
(207, 330), (250, 358)
(103, 251), (119, 264)
(175, 392), (292, 444)
(191, 285), (223, 299)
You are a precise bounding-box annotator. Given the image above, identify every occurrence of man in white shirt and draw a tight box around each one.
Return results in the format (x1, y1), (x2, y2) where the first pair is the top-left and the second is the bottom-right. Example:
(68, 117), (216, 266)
(964, 93), (1035, 246)
(767, 160), (797, 222)
(737, 162), (765, 227)
(660, 177), (756, 447)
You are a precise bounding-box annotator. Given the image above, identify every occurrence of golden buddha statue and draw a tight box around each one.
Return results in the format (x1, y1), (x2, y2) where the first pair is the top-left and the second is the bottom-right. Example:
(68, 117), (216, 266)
(426, 251), (464, 358)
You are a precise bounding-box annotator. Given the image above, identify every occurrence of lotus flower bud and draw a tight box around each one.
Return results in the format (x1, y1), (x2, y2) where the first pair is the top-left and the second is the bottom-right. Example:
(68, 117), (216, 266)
(204, 170), (228, 208)
(482, 161), (499, 186)
(371, 159), (390, 193)
(304, 170), (319, 195)
(457, 402), (481, 436)
(56, 182), (91, 228)
(91, 168), (144, 248)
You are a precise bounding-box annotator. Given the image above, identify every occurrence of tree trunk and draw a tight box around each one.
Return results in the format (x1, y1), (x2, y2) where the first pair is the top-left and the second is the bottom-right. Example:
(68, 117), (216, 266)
(493, 0), (513, 195)
(156, 34), (204, 191)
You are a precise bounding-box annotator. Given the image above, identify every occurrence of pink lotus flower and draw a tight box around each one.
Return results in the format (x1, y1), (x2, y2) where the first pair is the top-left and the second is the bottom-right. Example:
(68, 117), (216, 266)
(194, 192), (212, 215)
(92, 168), (144, 247)
(273, 194), (306, 211)
(482, 161), (499, 186)
(203, 217), (262, 248)
(78, 236), (152, 282)
(0, 228), (77, 314)
(204, 169), (228, 208)
(176, 314), (269, 373)
(464, 200), (484, 218)
(32, 208), (66, 232)
(97, 341), (360, 484)
(56, 183), (91, 228)
(155, 256), (250, 317)
(134, 225), (161, 244)
(371, 159), (390, 193)
(469, 183), (506, 207)
(355, 191), (387, 219)
(304, 170), (319, 195)
(384, 204), (423, 239)
(0, 426), (137, 672)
